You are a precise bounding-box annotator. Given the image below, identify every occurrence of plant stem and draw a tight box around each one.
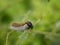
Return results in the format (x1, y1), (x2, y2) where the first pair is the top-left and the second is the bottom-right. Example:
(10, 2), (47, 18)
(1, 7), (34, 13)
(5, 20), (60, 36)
(6, 30), (14, 45)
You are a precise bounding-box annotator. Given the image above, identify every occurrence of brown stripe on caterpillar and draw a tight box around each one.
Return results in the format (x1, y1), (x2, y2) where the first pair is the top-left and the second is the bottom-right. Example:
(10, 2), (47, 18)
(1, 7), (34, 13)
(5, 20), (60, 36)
(12, 23), (25, 27)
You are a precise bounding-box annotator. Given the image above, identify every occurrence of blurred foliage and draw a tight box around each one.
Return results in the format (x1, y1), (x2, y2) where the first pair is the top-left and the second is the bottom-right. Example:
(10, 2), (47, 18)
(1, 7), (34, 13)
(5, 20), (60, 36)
(0, 0), (60, 45)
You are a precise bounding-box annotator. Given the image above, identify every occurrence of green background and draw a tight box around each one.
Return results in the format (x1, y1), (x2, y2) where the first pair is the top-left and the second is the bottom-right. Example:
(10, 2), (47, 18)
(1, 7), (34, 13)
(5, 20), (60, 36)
(0, 0), (60, 45)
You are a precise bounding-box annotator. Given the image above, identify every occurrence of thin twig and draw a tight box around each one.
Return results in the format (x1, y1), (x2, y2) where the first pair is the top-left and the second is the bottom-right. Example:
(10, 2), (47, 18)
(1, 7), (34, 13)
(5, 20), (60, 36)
(34, 19), (40, 25)
(22, 10), (32, 21)
(6, 30), (14, 45)
(16, 31), (29, 45)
